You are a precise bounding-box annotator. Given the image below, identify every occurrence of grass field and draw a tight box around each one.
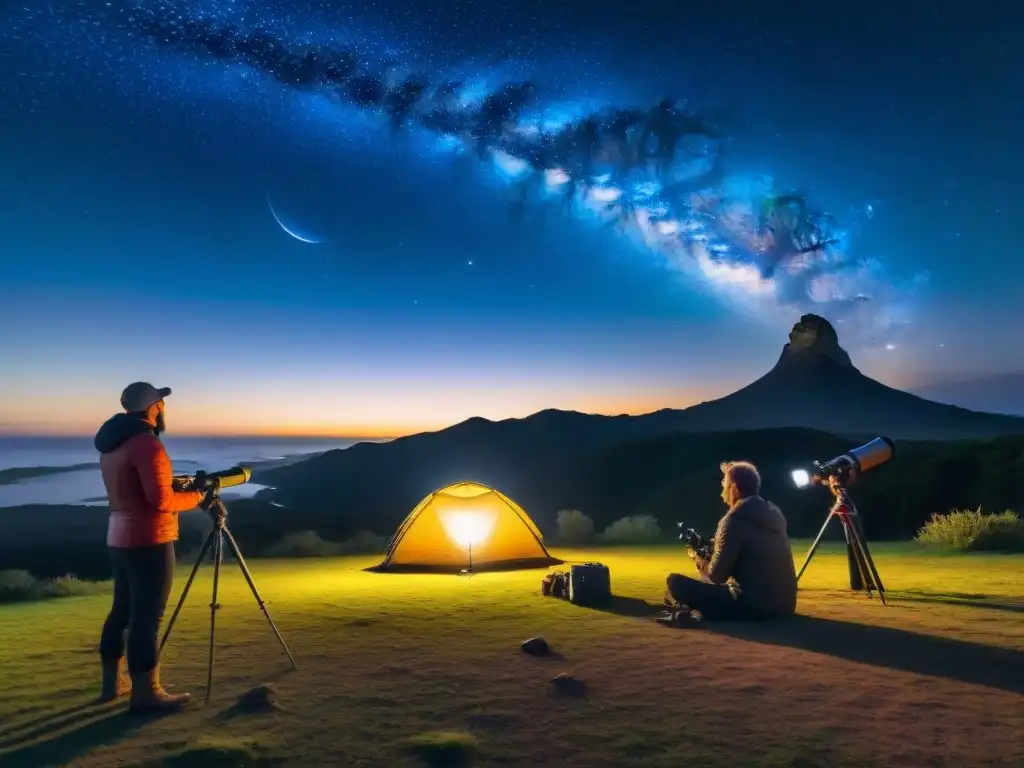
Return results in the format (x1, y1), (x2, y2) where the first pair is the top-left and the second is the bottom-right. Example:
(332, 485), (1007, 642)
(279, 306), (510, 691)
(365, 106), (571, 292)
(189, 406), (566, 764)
(1, 543), (1022, 767)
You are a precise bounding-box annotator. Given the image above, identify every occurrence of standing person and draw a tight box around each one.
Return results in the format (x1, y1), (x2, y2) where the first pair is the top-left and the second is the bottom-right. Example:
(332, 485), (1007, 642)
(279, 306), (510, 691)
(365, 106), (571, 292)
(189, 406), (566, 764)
(94, 382), (205, 711)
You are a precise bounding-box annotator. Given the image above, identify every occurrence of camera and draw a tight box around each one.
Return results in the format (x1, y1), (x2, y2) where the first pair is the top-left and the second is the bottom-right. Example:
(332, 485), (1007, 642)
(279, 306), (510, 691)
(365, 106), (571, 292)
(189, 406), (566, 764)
(677, 522), (713, 559)
(791, 437), (894, 489)
(173, 465), (252, 495)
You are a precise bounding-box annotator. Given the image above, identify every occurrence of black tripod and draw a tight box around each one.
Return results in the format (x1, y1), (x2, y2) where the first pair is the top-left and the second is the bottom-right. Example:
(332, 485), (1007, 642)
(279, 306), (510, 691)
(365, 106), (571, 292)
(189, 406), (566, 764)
(159, 490), (298, 702)
(796, 475), (887, 605)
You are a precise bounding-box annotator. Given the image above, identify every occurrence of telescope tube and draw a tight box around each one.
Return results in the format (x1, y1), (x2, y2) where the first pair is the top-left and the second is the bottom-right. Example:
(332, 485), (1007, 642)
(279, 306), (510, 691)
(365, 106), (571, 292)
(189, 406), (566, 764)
(847, 437), (894, 474)
(208, 465), (252, 489)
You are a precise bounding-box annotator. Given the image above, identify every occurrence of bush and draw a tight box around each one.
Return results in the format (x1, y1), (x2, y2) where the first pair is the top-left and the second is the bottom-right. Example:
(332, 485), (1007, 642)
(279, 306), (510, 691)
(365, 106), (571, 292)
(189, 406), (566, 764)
(0, 570), (105, 604)
(263, 530), (390, 558)
(0, 570), (42, 603)
(555, 509), (595, 545)
(334, 530), (390, 555)
(43, 574), (106, 599)
(599, 515), (664, 544)
(264, 530), (342, 558)
(915, 508), (1024, 552)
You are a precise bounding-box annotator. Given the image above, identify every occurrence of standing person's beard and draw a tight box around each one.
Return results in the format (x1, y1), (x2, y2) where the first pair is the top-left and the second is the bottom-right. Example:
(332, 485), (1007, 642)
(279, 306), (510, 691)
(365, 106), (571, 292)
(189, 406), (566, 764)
(154, 411), (166, 437)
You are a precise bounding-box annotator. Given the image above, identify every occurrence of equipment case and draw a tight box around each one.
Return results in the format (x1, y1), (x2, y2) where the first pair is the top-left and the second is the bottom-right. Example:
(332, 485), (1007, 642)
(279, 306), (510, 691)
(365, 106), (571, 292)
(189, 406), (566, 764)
(568, 562), (611, 607)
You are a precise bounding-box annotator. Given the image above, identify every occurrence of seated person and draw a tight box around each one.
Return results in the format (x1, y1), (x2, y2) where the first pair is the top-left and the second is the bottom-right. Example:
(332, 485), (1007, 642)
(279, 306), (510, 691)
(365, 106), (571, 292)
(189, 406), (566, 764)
(663, 461), (797, 623)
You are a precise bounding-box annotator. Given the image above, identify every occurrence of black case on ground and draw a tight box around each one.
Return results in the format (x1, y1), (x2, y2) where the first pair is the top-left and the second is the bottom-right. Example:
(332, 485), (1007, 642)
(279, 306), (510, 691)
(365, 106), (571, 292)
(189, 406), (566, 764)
(568, 562), (611, 606)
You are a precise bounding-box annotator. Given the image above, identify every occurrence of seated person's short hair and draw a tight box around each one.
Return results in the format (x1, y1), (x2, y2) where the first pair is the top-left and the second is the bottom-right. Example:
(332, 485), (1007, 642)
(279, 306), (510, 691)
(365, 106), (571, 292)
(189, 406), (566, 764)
(721, 461), (761, 498)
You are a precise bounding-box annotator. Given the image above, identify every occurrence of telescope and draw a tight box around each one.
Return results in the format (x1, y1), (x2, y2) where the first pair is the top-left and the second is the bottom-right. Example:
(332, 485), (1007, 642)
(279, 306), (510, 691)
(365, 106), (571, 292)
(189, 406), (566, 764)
(791, 437), (894, 490)
(173, 465), (252, 495)
(792, 437), (895, 605)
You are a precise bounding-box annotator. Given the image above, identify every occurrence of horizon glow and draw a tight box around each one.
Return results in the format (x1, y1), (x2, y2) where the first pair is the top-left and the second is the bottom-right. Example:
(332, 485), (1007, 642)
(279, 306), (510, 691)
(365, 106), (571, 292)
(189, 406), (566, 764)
(1, 0), (1021, 434)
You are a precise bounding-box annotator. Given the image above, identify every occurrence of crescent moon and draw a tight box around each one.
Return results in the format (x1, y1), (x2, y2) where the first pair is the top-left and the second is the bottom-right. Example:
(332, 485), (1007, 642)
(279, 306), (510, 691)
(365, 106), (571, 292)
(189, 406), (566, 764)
(266, 193), (322, 244)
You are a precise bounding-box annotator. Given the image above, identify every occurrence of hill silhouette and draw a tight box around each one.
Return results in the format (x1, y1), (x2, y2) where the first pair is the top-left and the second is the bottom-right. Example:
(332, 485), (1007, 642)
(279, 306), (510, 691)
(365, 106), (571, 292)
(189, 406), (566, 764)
(252, 426), (1024, 552)
(253, 314), (1023, 541)
(4, 429), (1023, 579)
(912, 372), (1024, 417)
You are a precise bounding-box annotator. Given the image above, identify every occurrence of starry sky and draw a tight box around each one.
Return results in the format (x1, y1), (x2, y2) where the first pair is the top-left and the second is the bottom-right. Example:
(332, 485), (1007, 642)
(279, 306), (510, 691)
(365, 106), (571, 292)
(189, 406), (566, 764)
(0, 0), (1021, 437)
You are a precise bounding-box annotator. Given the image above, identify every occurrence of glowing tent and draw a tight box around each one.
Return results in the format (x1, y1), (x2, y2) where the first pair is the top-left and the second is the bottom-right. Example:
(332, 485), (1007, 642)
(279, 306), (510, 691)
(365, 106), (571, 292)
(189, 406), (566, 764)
(372, 481), (561, 572)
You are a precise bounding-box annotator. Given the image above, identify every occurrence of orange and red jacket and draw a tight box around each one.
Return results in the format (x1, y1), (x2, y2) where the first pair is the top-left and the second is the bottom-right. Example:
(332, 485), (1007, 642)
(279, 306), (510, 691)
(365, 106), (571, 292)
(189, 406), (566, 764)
(95, 414), (205, 548)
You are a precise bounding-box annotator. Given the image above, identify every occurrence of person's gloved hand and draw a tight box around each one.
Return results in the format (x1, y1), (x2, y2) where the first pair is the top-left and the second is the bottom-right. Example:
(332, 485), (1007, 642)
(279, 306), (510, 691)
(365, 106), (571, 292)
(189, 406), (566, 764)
(192, 471), (221, 493)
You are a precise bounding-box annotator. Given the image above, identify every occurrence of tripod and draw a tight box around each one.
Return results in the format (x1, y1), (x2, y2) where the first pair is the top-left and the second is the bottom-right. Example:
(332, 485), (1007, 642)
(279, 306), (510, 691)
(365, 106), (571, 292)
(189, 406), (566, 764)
(159, 491), (298, 702)
(795, 475), (887, 605)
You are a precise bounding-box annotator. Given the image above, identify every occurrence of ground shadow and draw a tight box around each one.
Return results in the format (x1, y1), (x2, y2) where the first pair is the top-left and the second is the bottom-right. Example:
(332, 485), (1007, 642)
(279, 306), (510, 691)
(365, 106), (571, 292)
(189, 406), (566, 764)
(576, 595), (665, 618)
(892, 591), (1024, 614)
(0, 705), (158, 767)
(709, 615), (1024, 694)
(0, 700), (100, 743)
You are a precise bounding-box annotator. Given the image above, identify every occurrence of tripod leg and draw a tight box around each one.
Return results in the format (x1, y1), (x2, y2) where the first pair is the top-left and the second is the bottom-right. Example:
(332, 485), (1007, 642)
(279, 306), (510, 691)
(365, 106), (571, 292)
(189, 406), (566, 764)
(159, 528), (215, 658)
(841, 519), (865, 592)
(222, 525), (298, 670)
(206, 529), (224, 703)
(843, 518), (873, 597)
(849, 517), (887, 605)
(796, 510), (834, 582)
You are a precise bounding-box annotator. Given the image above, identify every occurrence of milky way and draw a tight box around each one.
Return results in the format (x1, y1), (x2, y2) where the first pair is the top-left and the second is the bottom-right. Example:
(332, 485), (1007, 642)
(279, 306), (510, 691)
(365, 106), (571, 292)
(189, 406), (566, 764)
(4, 0), (922, 342)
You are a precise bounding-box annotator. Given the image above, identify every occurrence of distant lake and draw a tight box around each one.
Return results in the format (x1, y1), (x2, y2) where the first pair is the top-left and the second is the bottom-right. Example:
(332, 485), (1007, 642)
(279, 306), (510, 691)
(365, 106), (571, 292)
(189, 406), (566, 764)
(0, 435), (378, 507)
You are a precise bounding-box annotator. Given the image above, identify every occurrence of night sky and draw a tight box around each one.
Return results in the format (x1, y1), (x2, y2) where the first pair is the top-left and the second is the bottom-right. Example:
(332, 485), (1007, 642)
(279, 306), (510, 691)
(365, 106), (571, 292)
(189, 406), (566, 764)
(1, 0), (1021, 436)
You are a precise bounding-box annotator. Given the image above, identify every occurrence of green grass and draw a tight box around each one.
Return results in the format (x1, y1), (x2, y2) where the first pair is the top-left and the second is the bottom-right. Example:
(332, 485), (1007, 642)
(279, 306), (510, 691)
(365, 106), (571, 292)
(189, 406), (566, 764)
(1, 543), (1022, 767)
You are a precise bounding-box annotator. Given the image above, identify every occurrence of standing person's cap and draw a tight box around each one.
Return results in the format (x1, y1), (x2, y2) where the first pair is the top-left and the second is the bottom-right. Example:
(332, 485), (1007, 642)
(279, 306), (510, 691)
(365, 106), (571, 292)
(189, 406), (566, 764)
(120, 382), (172, 412)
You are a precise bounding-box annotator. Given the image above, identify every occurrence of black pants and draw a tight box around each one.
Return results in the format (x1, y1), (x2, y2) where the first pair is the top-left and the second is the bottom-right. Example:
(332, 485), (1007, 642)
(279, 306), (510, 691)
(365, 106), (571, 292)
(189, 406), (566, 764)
(667, 573), (764, 621)
(99, 543), (175, 675)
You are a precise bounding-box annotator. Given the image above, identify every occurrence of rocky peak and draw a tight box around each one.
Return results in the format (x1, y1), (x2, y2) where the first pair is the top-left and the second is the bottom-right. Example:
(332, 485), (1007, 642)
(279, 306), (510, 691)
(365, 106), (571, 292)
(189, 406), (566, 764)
(776, 314), (857, 371)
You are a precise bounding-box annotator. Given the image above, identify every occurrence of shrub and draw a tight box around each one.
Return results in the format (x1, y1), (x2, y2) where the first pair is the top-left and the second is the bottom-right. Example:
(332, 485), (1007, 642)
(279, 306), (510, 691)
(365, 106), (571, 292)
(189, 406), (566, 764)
(915, 508), (1024, 552)
(0, 570), (42, 603)
(263, 530), (390, 558)
(334, 530), (390, 555)
(0, 570), (105, 604)
(599, 515), (664, 544)
(264, 530), (342, 558)
(43, 574), (106, 599)
(555, 509), (595, 545)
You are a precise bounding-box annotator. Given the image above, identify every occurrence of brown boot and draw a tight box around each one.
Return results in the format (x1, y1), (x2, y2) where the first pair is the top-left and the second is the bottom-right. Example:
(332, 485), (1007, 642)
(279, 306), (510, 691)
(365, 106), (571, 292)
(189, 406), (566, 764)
(99, 657), (131, 702)
(128, 665), (190, 713)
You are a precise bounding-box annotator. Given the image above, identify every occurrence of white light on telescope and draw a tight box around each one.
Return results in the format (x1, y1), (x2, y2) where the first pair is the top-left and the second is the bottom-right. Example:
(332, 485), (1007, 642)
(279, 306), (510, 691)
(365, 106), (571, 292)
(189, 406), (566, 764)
(791, 469), (811, 488)
(440, 509), (498, 549)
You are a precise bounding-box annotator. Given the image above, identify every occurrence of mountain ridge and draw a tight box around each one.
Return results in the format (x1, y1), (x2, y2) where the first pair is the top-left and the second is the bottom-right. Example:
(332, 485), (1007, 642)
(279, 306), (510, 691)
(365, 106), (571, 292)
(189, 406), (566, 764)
(911, 372), (1024, 417)
(254, 314), (1024, 541)
(332, 315), (1024, 444)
